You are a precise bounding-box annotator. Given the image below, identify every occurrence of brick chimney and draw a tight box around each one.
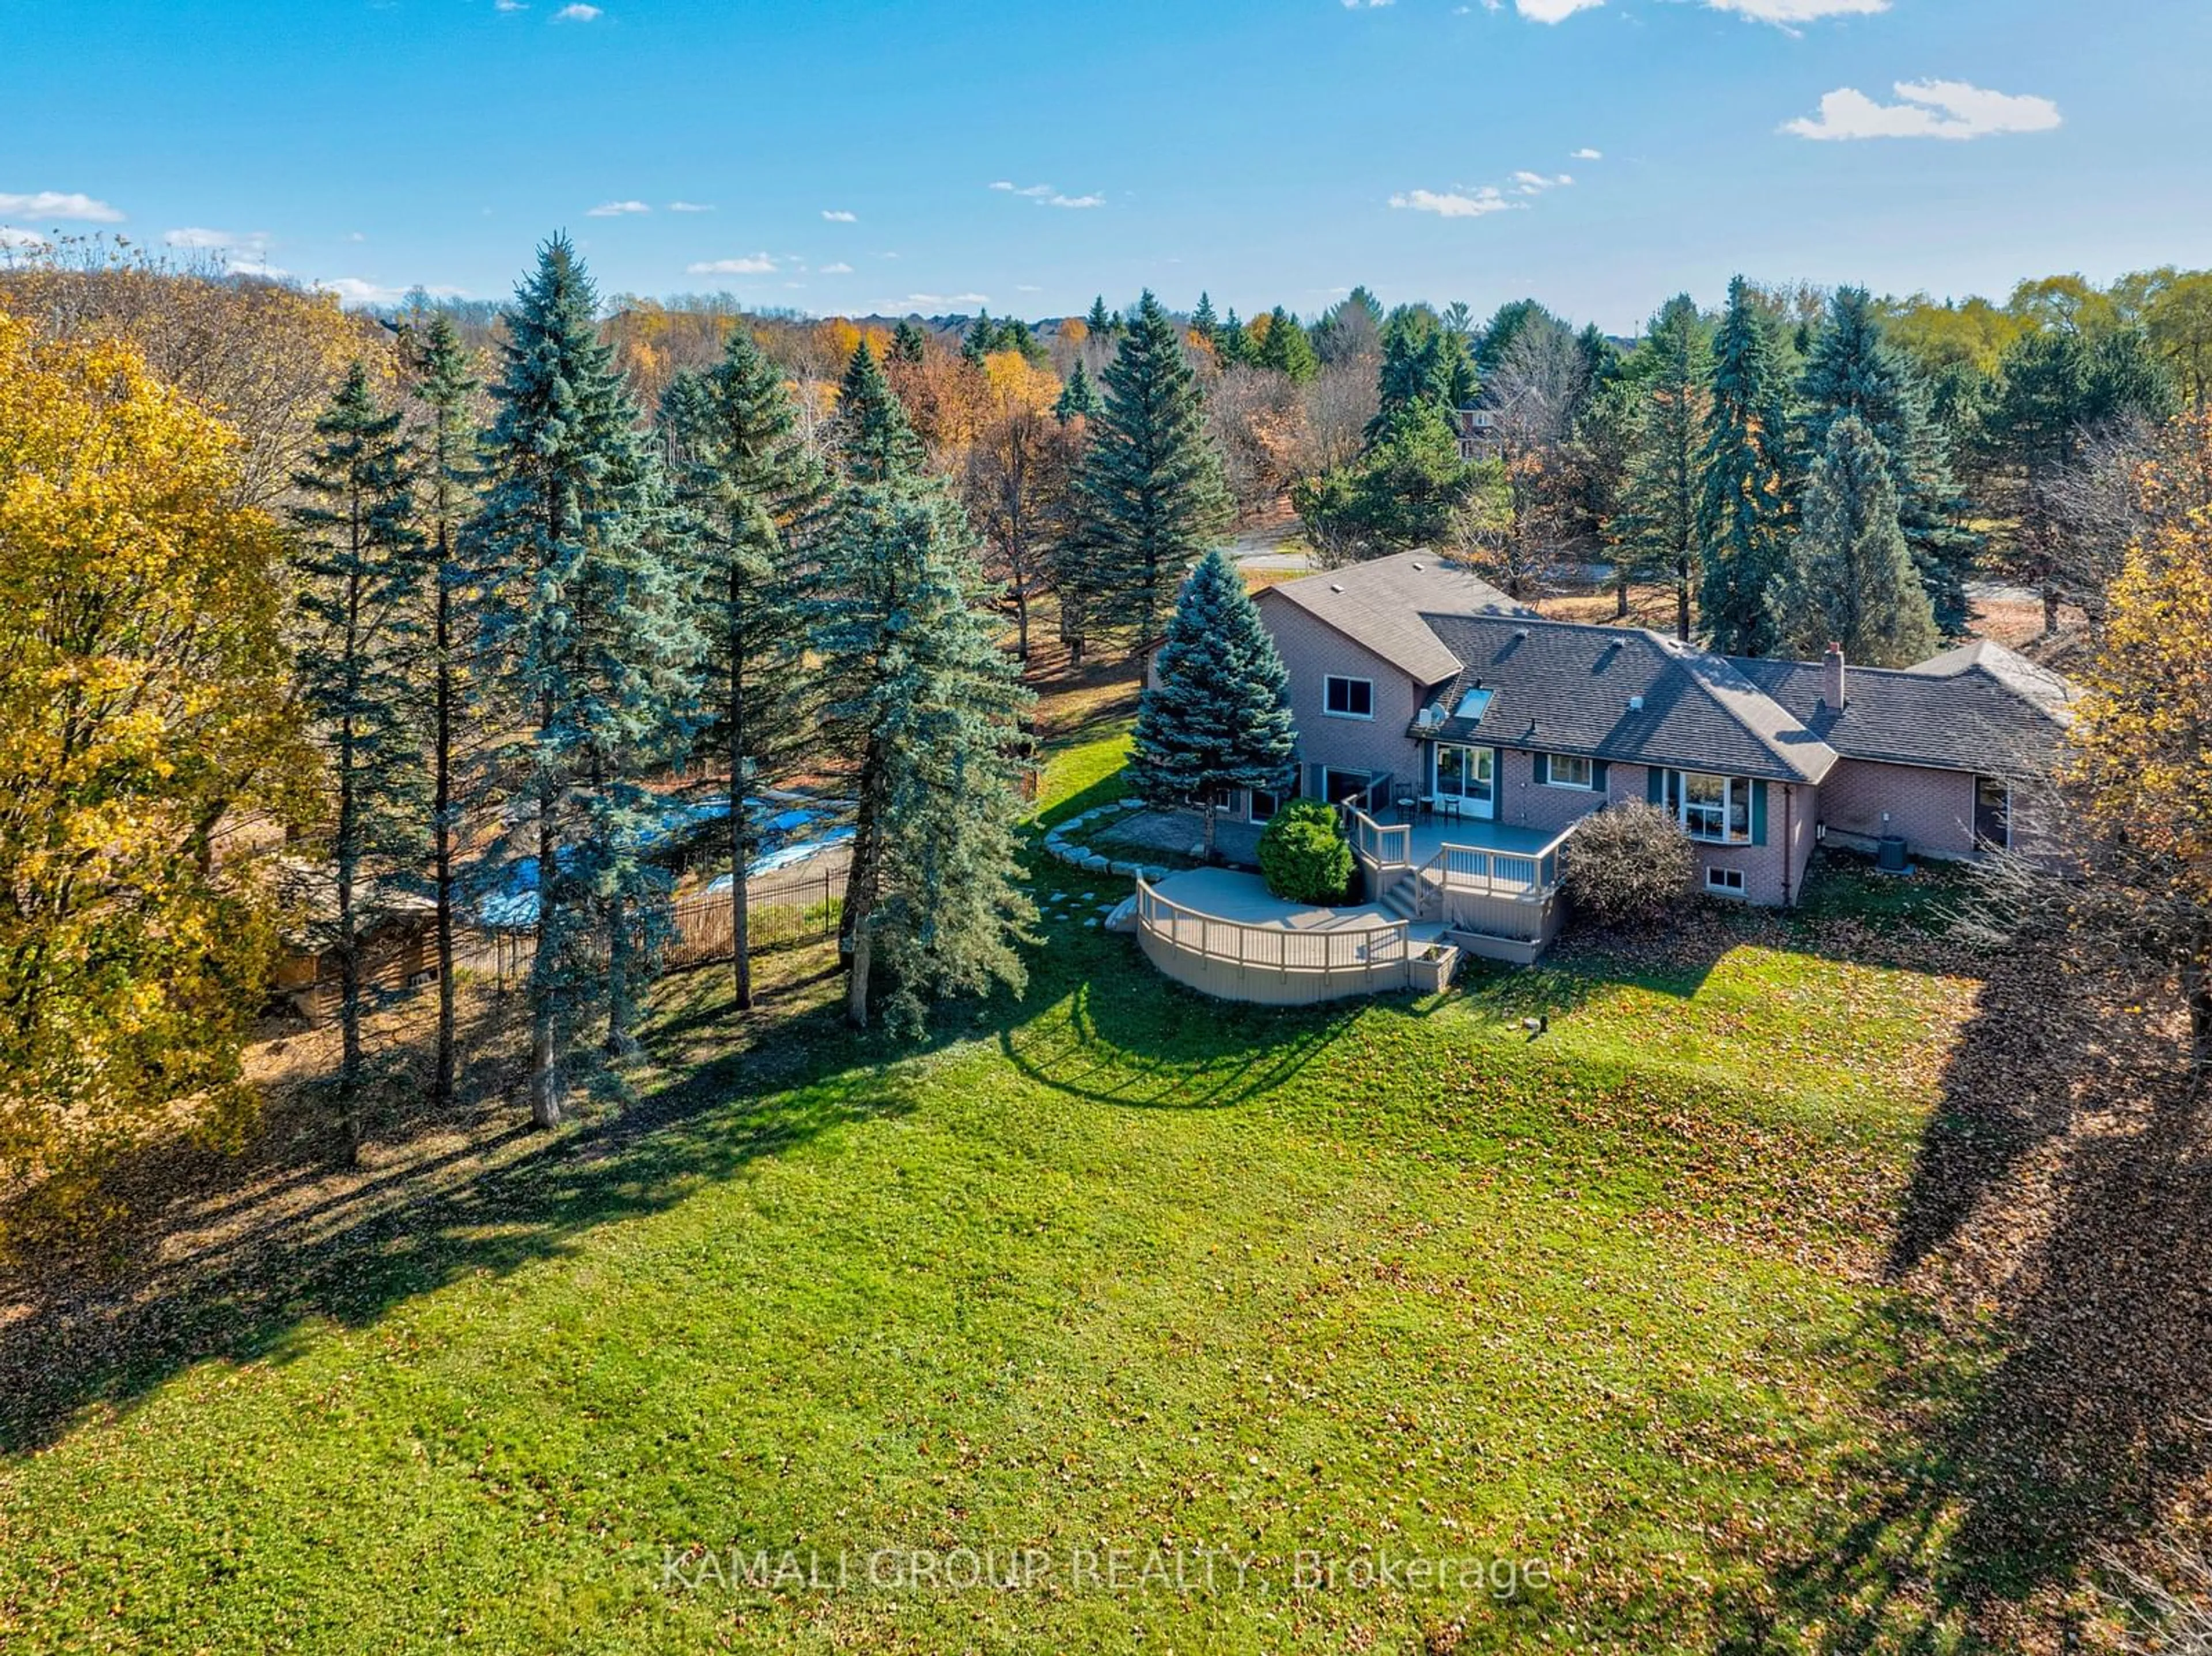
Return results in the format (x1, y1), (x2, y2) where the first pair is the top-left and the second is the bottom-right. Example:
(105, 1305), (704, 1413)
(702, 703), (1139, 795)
(1822, 642), (1847, 710)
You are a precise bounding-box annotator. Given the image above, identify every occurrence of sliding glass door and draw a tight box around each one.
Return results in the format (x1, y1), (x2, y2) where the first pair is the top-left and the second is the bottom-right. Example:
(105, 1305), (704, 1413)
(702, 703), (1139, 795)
(1433, 744), (1495, 820)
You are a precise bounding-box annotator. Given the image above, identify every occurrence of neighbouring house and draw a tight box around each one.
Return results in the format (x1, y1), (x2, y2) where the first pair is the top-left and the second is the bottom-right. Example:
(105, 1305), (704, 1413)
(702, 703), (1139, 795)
(1213, 552), (2072, 950)
(1453, 404), (1499, 463)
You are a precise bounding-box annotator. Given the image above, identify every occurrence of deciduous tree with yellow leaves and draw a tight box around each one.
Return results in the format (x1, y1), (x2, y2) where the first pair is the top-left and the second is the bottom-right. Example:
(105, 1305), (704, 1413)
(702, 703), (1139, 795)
(0, 310), (307, 1220)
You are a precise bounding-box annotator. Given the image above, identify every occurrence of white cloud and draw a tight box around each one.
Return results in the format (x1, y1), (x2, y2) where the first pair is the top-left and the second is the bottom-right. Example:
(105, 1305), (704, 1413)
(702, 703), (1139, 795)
(988, 181), (1104, 210)
(668, 200), (713, 213)
(0, 190), (124, 223)
(821, 209), (857, 222)
(587, 199), (650, 217)
(820, 262), (854, 274)
(1515, 0), (1601, 20)
(895, 292), (989, 308)
(554, 2), (600, 17)
(494, 0), (526, 10)
(1341, 0), (1394, 8)
(319, 277), (405, 306)
(1389, 187), (1521, 218)
(0, 226), (49, 250)
(687, 253), (776, 275)
(1512, 170), (1574, 195)
(164, 226), (266, 251)
(1710, 0), (1885, 21)
(1785, 79), (2062, 142)
(1572, 147), (1603, 160)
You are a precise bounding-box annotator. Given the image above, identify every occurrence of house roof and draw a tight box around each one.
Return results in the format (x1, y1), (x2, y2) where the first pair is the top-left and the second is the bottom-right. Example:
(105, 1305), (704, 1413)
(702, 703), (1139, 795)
(1416, 615), (1843, 785)
(1728, 639), (2074, 776)
(1257, 551), (1533, 686)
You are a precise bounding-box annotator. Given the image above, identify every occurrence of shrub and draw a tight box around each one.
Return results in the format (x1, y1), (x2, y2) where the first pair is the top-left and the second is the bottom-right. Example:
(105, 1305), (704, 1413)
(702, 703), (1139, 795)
(1562, 802), (1694, 929)
(1258, 801), (1354, 905)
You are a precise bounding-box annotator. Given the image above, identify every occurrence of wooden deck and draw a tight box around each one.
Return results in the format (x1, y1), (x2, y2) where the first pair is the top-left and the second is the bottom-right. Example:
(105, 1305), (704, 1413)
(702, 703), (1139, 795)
(1133, 870), (1454, 1005)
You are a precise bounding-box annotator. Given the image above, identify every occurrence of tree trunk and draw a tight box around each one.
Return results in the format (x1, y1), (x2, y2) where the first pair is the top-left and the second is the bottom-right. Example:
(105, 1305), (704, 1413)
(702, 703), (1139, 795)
(845, 922), (872, 1030)
(1203, 800), (1218, 864)
(1614, 564), (1630, 620)
(601, 753), (639, 1060)
(432, 574), (456, 1109)
(1676, 551), (1692, 643)
(2043, 582), (2061, 637)
(729, 574), (753, 1012)
(839, 745), (885, 1032)
(530, 736), (564, 1130)
(335, 560), (364, 1167)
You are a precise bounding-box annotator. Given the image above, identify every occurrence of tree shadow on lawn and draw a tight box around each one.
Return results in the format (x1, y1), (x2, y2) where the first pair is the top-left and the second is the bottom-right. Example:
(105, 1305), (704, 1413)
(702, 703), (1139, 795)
(1717, 947), (2212, 1649)
(0, 974), (920, 1457)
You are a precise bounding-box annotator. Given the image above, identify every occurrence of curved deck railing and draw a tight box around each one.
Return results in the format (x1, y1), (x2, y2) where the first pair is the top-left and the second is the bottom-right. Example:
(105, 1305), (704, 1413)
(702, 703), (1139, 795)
(1131, 878), (1423, 1005)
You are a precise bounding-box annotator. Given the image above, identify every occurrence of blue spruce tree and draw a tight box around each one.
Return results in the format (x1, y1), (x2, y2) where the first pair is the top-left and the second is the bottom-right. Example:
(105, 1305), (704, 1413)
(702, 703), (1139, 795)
(471, 236), (699, 1124)
(1129, 549), (1298, 861)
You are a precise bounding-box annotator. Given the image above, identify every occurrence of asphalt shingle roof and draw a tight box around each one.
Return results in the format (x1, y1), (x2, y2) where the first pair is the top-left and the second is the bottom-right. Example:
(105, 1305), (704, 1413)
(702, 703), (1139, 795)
(1416, 616), (1842, 785)
(1728, 641), (2073, 776)
(1259, 551), (1533, 685)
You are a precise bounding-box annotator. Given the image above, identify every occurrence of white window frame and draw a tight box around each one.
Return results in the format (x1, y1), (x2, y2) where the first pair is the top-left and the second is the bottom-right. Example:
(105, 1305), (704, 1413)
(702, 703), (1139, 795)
(1666, 770), (1753, 846)
(1322, 674), (1374, 721)
(1432, 744), (1497, 819)
(1544, 753), (1595, 791)
(1705, 865), (1747, 896)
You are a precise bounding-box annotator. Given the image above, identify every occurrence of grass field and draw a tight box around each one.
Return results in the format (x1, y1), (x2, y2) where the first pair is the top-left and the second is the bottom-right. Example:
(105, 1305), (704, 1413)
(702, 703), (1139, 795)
(0, 722), (2164, 1653)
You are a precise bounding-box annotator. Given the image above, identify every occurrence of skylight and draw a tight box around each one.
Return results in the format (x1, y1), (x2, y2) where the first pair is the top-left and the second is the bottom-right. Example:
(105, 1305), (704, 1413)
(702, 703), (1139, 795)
(1456, 687), (1495, 722)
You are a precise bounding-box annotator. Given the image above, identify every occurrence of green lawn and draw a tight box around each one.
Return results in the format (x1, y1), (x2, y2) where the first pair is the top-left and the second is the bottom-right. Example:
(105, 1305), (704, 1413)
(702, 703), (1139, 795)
(0, 726), (2005, 1653)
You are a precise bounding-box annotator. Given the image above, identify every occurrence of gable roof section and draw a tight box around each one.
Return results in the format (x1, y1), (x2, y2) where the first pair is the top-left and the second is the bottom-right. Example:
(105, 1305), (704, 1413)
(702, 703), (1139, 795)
(1257, 551), (1532, 687)
(1418, 615), (1841, 785)
(1728, 640), (2074, 775)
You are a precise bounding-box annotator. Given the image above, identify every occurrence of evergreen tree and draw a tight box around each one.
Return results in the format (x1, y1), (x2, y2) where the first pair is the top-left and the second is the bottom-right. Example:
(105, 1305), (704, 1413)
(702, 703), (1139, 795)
(1064, 290), (1235, 653)
(1801, 287), (1978, 634)
(1293, 400), (1475, 565)
(1696, 276), (1795, 657)
(1373, 305), (1479, 438)
(410, 314), (479, 1109)
(1053, 358), (1101, 425)
(661, 324), (829, 1011)
(1086, 295), (1118, 340)
(961, 310), (994, 367)
(1191, 291), (1219, 346)
(1217, 308), (1249, 368)
(816, 444), (1033, 1032)
(1130, 550), (1297, 860)
(1777, 415), (1940, 667)
(889, 319), (928, 366)
(1613, 295), (1711, 641)
(833, 338), (926, 483)
(1254, 305), (1319, 383)
(289, 361), (425, 1159)
(471, 236), (699, 1126)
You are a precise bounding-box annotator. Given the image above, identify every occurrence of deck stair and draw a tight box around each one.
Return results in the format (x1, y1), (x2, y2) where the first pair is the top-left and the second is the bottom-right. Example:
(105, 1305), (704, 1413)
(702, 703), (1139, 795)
(1377, 867), (1429, 922)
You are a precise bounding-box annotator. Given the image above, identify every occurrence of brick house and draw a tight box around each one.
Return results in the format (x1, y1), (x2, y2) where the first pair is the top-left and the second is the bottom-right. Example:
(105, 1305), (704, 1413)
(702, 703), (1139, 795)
(1233, 552), (2073, 913)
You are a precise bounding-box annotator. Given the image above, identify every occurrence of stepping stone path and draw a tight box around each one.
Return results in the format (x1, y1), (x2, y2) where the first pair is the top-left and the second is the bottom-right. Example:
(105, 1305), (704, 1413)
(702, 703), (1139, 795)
(1038, 799), (1173, 885)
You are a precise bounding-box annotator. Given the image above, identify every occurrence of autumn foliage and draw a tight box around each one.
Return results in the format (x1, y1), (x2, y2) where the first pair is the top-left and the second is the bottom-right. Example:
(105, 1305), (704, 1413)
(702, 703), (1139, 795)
(0, 310), (307, 1221)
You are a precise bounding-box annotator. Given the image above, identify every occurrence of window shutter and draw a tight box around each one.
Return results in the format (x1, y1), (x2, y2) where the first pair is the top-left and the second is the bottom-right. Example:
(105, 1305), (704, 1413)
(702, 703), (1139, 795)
(1646, 767), (1666, 807)
(1532, 752), (1550, 786)
(1593, 760), (1611, 792)
(1752, 780), (1770, 846)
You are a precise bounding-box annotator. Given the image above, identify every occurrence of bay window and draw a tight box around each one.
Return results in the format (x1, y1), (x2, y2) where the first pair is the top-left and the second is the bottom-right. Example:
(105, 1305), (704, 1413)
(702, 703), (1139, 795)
(1664, 770), (1753, 844)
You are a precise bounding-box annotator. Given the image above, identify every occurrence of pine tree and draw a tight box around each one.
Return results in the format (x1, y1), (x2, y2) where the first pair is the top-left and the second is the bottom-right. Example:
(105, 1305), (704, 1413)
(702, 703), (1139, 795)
(661, 324), (829, 1011)
(1064, 290), (1234, 653)
(961, 310), (994, 367)
(1086, 295), (1118, 340)
(1053, 358), (1101, 425)
(1777, 415), (1940, 667)
(1697, 276), (1795, 657)
(1613, 295), (1711, 641)
(833, 338), (927, 483)
(1801, 287), (1978, 634)
(1129, 549), (1297, 859)
(816, 430), (1033, 1032)
(889, 319), (928, 366)
(1255, 306), (1319, 383)
(1191, 291), (1218, 346)
(289, 361), (425, 1158)
(1217, 309), (1249, 368)
(410, 314), (479, 1108)
(471, 236), (699, 1126)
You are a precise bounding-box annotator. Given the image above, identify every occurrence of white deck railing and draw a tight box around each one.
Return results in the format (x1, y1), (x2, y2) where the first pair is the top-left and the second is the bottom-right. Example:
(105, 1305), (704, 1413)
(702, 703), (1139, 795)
(1347, 806), (1411, 870)
(1134, 880), (1409, 973)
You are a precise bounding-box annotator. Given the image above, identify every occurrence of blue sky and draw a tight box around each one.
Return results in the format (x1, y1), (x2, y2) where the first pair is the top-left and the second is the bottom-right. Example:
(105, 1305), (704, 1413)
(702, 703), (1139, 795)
(3, 0), (2206, 332)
